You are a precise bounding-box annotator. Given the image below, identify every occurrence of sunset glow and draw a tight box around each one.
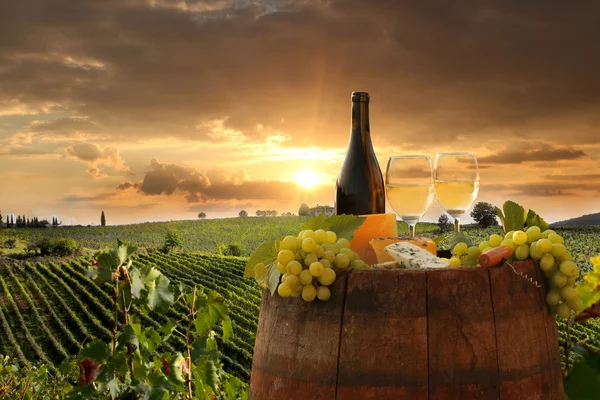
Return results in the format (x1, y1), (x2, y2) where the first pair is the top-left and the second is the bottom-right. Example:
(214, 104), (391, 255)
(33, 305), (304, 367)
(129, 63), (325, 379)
(295, 169), (320, 189)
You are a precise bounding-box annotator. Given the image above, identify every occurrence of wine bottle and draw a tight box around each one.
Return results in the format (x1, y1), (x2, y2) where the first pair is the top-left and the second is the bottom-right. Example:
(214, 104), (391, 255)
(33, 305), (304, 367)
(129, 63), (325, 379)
(335, 92), (385, 215)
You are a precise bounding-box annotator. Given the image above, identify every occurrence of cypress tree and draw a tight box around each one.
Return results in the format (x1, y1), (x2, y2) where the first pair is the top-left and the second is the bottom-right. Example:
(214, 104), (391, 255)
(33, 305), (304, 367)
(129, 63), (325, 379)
(101, 211), (106, 227)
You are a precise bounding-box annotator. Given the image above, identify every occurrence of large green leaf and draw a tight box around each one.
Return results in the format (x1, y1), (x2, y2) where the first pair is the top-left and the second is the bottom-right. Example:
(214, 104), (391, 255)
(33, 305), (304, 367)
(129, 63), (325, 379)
(495, 206), (505, 233)
(190, 333), (219, 363)
(146, 274), (174, 314)
(502, 200), (526, 232)
(193, 361), (219, 393)
(243, 239), (278, 278)
(195, 299), (228, 336)
(94, 252), (119, 283)
(118, 323), (140, 352)
(302, 213), (329, 231)
(221, 315), (233, 343)
(116, 241), (137, 265)
(79, 339), (111, 363)
(526, 210), (549, 231)
(328, 214), (366, 241)
(447, 232), (472, 249)
(129, 267), (145, 299)
(268, 263), (281, 295)
(564, 346), (600, 400)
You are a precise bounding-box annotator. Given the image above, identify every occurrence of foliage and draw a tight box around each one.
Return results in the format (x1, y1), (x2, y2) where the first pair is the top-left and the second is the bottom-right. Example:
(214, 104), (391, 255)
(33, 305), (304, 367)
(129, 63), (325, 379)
(198, 212), (207, 220)
(51, 238), (81, 257)
(100, 211), (106, 227)
(163, 230), (184, 254)
(563, 255), (600, 400)
(3, 239), (16, 249)
(298, 203), (310, 217)
(494, 200), (548, 233)
(217, 243), (245, 257)
(255, 210), (277, 217)
(238, 210), (248, 218)
(437, 214), (451, 232)
(470, 202), (498, 228)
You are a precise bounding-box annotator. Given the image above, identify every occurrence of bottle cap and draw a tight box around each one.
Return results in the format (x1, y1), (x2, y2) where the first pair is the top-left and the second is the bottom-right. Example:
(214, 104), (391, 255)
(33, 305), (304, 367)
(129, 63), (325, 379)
(351, 92), (370, 102)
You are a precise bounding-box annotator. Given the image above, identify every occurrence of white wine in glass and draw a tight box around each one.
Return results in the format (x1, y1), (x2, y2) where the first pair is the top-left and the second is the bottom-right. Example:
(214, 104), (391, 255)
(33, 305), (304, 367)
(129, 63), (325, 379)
(385, 156), (434, 237)
(434, 153), (480, 232)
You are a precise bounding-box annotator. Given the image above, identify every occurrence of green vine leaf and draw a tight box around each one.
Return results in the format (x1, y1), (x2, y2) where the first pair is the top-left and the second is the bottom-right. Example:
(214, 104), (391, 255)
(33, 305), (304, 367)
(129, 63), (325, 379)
(327, 214), (367, 241)
(526, 210), (549, 231)
(146, 274), (174, 314)
(221, 315), (233, 343)
(502, 200), (526, 232)
(243, 239), (278, 278)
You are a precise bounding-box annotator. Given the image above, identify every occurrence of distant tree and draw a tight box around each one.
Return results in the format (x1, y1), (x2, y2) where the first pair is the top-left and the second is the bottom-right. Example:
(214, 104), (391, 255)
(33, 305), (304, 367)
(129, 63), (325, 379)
(470, 202), (498, 228)
(256, 210), (266, 217)
(101, 211), (106, 227)
(271, 210), (278, 217)
(163, 230), (183, 254)
(0, 210), (3, 227)
(438, 214), (451, 232)
(198, 212), (207, 220)
(298, 203), (311, 217)
(239, 210), (248, 218)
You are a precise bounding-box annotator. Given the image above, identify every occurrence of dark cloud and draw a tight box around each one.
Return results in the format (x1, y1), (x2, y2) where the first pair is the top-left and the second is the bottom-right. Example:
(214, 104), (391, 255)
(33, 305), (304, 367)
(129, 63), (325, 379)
(131, 158), (302, 203)
(1, 0), (600, 146)
(541, 173), (600, 181)
(477, 143), (587, 165)
(65, 142), (132, 175)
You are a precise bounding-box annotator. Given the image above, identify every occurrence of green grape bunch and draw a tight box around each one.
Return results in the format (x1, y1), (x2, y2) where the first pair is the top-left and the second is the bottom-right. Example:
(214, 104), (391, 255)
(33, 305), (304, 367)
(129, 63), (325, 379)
(259, 229), (368, 302)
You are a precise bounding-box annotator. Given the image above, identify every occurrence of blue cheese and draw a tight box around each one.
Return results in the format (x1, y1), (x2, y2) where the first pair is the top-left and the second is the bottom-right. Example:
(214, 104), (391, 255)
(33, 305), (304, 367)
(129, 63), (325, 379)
(385, 242), (449, 269)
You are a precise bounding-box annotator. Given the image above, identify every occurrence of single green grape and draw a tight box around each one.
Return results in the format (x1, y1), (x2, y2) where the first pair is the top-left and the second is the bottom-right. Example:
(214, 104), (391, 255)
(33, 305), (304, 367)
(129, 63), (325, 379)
(334, 253), (350, 269)
(319, 258), (332, 269)
(284, 274), (299, 286)
(505, 231), (515, 240)
(280, 235), (300, 252)
(535, 238), (553, 254)
(301, 284), (317, 302)
(541, 229), (556, 238)
(550, 243), (567, 258)
(566, 276), (577, 286)
(556, 303), (571, 319)
(277, 282), (293, 297)
(337, 238), (351, 249)
(515, 244), (529, 261)
(525, 226), (542, 243)
(297, 230), (305, 240)
(567, 298), (585, 312)
(294, 251), (303, 262)
(548, 233), (564, 244)
(539, 253), (555, 271)
(560, 286), (578, 301)
(453, 242), (468, 256)
(277, 250), (295, 266)
(314, 245), (325, 258)
(318, 268), (336, 286)
(546, 289), (561, 306)
(322, 250), (335, 263)
(544, 265), (558, 279)
(286, 260), (303, 275)
(301, 230), (316, 240)
(478, 241), (492, 252)
(551, 271), (568, 288)
(277, 262), (287, 274)
(349, 259), (368, 269)
(512, 230), (527, 245)
(559, 261), (579, 277)
(466, 246), (481, 260)
(302, 238), (317, 253)
(449, 257), (461, 268)
(500, 239), (516, 251)
(529, 241), (542, 260)
(309, 261), (324, 277)
(303, 253), (318, 267)
(299, 269), (313, 285)
(489, 234), (503, 247)
(559, 253), (574, 262)
(326, 231), (337, 244)
(316, 286), (331, 301)
(339, 248), (355, 261)
(314, 229), (328, 244)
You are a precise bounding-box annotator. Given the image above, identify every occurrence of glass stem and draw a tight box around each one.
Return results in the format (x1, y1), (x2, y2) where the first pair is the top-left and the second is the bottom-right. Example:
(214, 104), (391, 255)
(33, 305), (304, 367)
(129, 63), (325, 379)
(454, 217), (460, 233)
(409, 222), (417, 238)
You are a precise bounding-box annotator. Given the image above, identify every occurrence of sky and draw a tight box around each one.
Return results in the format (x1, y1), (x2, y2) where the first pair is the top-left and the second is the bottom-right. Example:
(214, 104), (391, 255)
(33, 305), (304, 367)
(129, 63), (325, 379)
(1, 0), (599, 225)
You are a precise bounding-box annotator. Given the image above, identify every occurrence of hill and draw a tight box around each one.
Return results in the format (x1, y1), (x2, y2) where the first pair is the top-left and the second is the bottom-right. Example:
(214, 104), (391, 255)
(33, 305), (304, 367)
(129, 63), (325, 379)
(550, 213), (600, 227)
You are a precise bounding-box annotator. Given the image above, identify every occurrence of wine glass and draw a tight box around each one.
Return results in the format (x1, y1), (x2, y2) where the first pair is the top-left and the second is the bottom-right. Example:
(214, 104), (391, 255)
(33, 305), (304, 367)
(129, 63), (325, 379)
(433, 153), (480, 233)
(385, 156), (434, 237)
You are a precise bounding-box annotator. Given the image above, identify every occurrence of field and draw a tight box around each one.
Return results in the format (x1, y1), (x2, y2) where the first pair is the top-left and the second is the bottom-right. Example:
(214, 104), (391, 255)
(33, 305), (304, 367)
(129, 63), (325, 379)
(1, 217), (600, 383)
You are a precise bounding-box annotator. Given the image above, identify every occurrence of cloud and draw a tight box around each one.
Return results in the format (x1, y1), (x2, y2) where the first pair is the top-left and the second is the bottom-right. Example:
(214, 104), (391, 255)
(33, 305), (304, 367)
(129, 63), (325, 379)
(485, 181), (597, 197)
(131, 158), (302, 203)
(1, 0), (600, 146)
(63, 192), (117, 202)
(477, 143), (587, 166)
(65, 142), (132, 176)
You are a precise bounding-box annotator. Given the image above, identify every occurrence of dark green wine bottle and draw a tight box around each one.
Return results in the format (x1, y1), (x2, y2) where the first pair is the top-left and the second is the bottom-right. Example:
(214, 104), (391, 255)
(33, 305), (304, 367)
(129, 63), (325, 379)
(334, 92), (385, 215)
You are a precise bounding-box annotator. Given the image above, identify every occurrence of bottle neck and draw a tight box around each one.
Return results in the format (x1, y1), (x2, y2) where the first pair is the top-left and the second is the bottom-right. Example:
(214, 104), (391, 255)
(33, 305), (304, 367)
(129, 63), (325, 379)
(351, 100), (372, 148)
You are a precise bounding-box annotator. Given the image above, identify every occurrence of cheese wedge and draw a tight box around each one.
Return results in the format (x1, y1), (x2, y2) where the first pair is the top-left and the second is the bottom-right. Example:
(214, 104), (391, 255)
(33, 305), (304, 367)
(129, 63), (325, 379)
(349, 213), (398, 265)
(369, 236), (437, 263)
(385, 242), (449, 270)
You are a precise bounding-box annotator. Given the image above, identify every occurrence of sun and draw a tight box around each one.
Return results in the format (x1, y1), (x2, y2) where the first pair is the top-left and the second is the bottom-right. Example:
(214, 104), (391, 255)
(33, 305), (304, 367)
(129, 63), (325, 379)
(295, 169), (319, 189)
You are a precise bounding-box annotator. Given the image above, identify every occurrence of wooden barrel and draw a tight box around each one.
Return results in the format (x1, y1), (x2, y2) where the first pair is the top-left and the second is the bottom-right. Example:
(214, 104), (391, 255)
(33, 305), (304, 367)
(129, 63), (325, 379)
(249, 260), (564, 399)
